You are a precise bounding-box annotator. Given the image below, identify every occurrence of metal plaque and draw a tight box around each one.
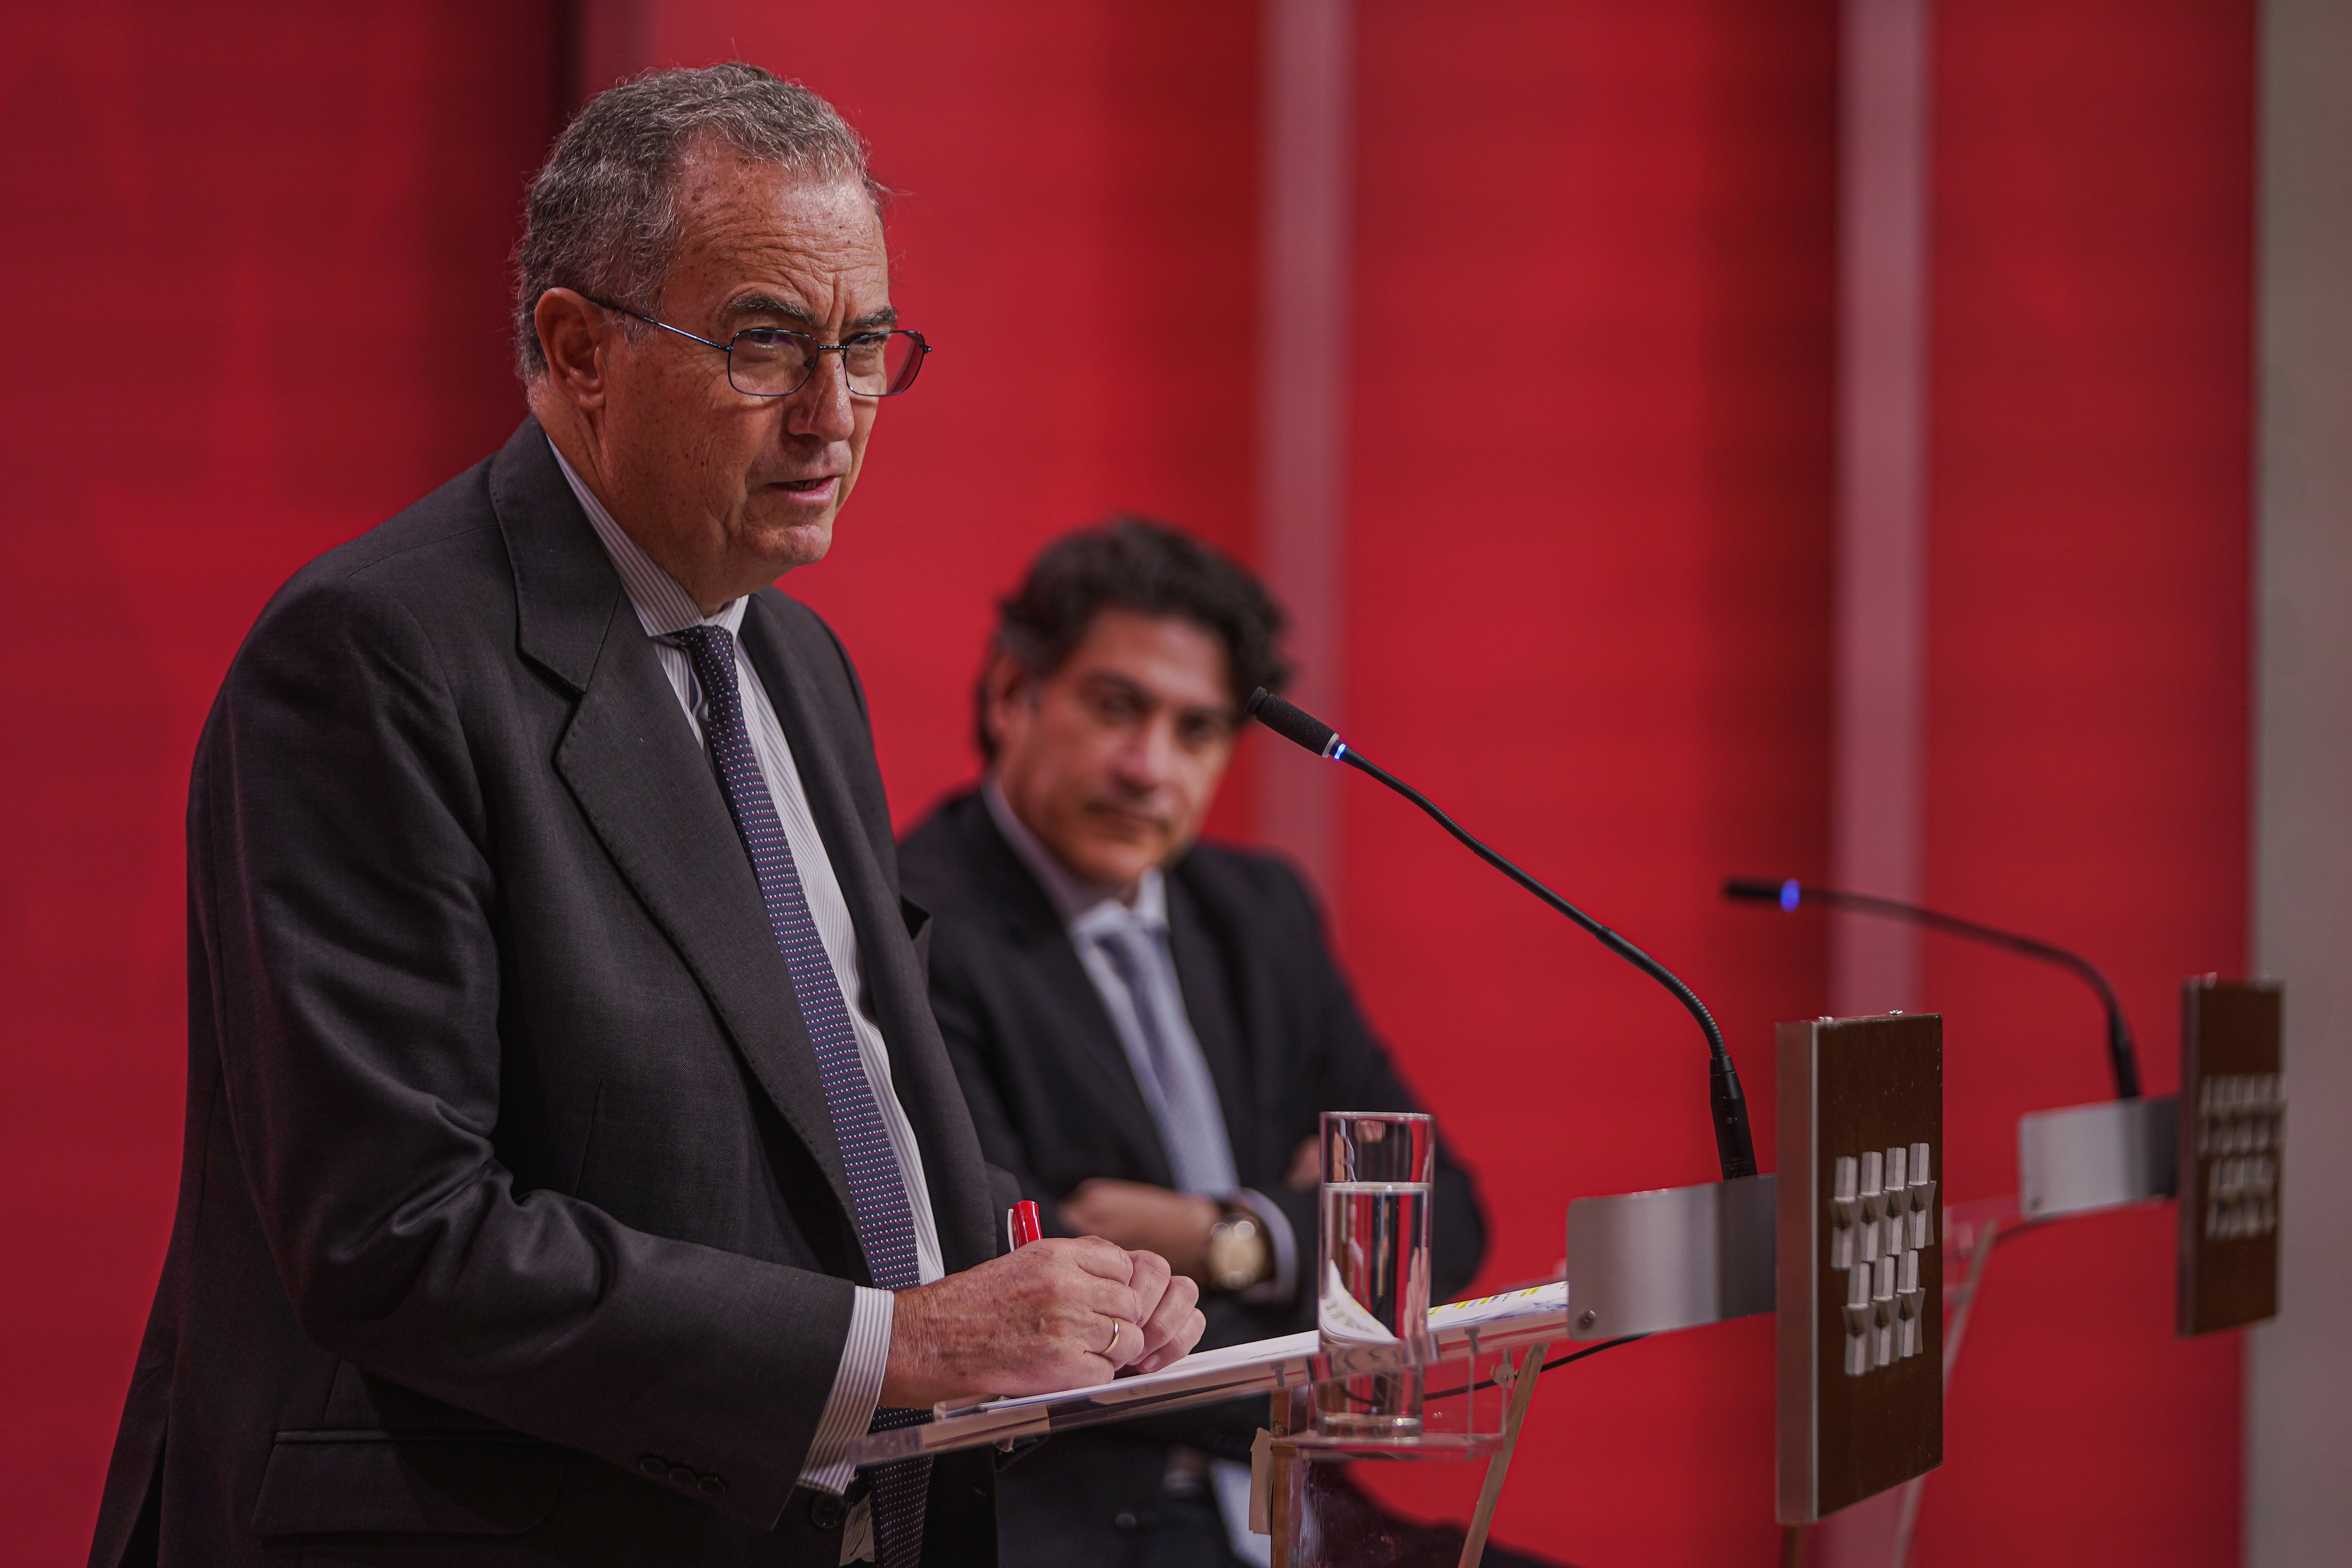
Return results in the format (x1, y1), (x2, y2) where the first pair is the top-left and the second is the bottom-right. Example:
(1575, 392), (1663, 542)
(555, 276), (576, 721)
(2177, 978), (2283, 1336)
(1564, 1175), (1776, 1340)
(1776, 1013), (1943, 1525)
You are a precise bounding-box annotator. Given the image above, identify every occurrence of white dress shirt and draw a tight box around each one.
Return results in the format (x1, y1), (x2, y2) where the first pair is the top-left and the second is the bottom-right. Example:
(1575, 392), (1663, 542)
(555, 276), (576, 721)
(553, 444), (938, 1505)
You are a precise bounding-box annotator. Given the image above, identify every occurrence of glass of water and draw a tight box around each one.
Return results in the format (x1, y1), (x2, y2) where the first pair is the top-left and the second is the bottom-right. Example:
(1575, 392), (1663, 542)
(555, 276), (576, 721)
(1315, 1111), (1436, 1436)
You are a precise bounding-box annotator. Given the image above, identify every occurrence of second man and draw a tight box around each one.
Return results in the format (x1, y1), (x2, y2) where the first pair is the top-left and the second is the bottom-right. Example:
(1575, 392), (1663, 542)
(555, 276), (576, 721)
(900, 520), (1502, 1566)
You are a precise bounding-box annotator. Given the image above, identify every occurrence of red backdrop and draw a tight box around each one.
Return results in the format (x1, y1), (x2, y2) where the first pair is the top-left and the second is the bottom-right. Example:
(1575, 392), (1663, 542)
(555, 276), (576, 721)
(1333, 2), (1840, 1558)
(0, 6), (561, 1565)
(0, 3), (2253, 1564)
(1910, 3), (2253, 1564)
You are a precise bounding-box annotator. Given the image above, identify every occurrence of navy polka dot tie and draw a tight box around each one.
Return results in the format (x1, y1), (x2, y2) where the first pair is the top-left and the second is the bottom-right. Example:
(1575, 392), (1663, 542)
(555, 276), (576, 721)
(674, 626), (929, 1565)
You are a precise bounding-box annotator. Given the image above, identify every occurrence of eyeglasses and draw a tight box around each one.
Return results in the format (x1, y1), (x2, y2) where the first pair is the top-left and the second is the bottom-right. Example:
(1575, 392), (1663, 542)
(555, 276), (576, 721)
(583, 296), (930, 398)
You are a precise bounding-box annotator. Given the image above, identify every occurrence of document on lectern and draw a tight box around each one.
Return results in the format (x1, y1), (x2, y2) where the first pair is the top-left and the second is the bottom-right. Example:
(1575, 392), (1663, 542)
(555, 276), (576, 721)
(844, 1281), (1571, 1467)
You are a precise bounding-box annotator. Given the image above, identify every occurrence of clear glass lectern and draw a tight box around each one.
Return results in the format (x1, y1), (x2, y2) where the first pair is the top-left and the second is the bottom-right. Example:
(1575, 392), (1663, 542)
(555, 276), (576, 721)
(842, 1283), (1569, 1568)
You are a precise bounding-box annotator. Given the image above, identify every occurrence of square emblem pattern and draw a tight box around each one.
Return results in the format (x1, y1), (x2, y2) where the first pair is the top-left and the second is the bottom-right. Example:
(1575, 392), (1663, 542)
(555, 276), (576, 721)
(2197, 1073), (2283, 1242)
(1829, 1143), (1937, 1377)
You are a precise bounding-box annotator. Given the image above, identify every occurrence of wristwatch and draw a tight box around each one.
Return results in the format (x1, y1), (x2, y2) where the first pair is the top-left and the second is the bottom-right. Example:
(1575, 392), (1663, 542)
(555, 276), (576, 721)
(1204, 1206), (1273, 1294)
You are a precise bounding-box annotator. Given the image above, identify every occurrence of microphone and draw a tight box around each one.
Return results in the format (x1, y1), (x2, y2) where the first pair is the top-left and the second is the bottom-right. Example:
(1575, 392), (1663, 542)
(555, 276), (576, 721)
(1723, 876), (2143, 1100)
(1248, 688), (1758, 1182)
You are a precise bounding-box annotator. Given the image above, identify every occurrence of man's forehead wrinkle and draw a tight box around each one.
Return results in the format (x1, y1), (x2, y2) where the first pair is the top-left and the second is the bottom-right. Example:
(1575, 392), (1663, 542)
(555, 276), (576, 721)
(725, 291), (821, 325)
(663, 157), (889, 327)
(670, 228), (891, 334)
(717, 293), (898, 332)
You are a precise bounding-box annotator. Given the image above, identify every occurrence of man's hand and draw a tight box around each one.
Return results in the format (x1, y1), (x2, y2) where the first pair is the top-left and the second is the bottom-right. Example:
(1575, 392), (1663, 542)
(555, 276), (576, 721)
(1285, 1134), (1320, 1191)
(1058, 1178), (1220, 1278)
(879, 1237), (1205, 1408)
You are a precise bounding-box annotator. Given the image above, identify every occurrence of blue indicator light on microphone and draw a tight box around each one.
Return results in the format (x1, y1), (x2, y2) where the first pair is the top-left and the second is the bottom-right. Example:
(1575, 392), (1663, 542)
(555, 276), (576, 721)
(1780, 878), (1802, 912)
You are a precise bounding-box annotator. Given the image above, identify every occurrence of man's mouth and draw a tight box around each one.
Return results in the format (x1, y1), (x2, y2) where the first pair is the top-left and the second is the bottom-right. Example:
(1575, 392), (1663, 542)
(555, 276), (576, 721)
(768, 475), (840, 502)
(1086, 803), (1168, 836)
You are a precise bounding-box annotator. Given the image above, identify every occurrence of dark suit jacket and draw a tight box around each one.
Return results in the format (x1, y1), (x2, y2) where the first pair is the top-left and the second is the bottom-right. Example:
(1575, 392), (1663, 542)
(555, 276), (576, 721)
(89, 420), (1003, 1568)
(898, 791), (1486, 1524)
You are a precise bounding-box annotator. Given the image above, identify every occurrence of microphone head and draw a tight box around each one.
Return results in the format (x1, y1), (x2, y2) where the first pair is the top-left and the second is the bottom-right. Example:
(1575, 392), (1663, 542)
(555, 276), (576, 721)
(1246, 688), (1342, 759)
(1724, 876), (1804, 911)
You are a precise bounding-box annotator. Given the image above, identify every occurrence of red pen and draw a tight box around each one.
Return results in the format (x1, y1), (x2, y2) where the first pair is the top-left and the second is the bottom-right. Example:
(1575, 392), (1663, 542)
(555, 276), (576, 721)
(1007, 1199), (1043, 1251)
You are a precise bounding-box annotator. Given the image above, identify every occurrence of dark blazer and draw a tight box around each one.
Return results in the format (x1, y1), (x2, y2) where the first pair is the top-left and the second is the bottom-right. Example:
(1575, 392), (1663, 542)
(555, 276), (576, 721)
(898, 791), (1486, 1530)
(89, 420), (1003, 1568)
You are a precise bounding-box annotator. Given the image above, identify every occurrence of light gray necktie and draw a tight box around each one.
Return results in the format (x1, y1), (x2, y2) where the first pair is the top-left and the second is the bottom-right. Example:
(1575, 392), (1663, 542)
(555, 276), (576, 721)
(1093, 926), (1239, 1194)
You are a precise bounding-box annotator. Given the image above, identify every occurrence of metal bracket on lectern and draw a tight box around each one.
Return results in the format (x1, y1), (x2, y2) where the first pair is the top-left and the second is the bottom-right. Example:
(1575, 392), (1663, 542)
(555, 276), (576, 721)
(2019, 1094), (2179, 1220)
(1564, 1175), (1776, 1340)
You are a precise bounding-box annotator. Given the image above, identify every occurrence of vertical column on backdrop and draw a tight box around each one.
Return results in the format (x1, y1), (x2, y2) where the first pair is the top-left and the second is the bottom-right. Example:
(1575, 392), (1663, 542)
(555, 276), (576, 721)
(1256, 0), (1353, 897)
(1831, 0), (1933, 1017)
(2251, 3), (2352, 1560)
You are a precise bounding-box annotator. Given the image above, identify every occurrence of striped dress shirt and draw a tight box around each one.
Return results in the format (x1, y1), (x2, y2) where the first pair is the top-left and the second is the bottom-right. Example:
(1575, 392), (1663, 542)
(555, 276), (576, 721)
(553, 444), (938, 1504)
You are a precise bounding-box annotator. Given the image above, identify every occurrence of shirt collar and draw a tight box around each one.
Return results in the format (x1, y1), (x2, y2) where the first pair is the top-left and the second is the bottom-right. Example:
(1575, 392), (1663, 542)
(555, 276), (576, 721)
(550, 438), (745, 639)
(982, 778), (1167, 938)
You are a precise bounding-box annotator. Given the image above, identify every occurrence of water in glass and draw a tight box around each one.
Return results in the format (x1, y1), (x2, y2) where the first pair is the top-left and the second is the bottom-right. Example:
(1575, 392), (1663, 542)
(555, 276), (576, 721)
(1315, 1112), (1436, 1436)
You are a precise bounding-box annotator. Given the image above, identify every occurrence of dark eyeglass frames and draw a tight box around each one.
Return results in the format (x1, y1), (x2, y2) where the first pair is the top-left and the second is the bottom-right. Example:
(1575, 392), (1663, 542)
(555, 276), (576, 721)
(582, 296), (931, 399)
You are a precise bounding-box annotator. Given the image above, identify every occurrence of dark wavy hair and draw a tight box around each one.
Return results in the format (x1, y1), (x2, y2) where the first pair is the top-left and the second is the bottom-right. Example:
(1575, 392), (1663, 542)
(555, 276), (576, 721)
(976, 518), (1291, 761)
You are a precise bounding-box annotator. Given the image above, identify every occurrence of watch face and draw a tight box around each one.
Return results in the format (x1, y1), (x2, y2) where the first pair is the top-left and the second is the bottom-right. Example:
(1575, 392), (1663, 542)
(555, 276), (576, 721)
(1208, 1215), (1269, 1291)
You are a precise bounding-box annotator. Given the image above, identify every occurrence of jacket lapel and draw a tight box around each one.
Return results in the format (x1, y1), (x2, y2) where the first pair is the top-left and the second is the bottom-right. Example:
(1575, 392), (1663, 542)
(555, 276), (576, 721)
(491, 423), (858, 1230)
(739, 596), (999, 1271)
(958, 799), (1178, 1188)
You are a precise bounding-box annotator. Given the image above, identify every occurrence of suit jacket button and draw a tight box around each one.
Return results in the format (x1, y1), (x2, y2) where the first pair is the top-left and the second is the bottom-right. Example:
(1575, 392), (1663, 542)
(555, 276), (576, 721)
(668, 1465), (697, 1488)
(1114, 1510), (1140, 1529)
(638, 1454), (667, 1477)
(698, 1473), (727, 1496)
(810, 1493), (849, 1530)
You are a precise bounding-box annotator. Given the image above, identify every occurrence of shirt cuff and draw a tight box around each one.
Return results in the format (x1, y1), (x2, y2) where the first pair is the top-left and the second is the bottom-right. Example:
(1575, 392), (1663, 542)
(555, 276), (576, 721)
(1229, 1189), (1298, 1306)
(797, 1285), (894, 1495)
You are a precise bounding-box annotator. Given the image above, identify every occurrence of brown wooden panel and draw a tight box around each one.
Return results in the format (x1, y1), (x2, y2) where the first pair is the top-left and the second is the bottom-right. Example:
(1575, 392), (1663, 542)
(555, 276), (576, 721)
(1777, 1013), (1943, 1522)
(2177, 979), (2282, 1336)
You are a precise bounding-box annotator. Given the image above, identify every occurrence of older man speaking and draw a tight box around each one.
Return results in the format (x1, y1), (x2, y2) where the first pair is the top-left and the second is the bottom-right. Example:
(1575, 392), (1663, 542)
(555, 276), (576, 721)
(86, 65), (1200, 1568)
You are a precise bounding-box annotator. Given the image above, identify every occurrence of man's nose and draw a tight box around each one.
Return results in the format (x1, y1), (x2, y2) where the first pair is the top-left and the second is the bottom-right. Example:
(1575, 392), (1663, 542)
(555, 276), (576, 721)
(1112, 719), (1178, 789)
(783, 352), (858, 442)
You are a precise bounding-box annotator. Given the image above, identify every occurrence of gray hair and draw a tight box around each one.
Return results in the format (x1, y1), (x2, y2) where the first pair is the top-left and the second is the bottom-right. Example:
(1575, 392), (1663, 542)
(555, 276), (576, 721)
(512, 62), (886, 381)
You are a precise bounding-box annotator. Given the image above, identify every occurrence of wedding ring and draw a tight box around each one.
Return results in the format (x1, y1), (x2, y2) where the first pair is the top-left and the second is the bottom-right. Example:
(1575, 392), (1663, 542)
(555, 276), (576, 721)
(1103, 1319), (1125, 1359)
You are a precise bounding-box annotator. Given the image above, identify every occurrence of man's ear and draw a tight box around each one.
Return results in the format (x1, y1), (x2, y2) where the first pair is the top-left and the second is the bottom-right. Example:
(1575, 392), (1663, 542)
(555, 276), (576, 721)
(981, 651), (1038, 754)
(534, 288), (612, 410)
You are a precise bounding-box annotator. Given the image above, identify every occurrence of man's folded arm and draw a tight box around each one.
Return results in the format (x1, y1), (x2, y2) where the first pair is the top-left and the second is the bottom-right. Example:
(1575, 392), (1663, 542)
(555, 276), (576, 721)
(200, 578), (860, 1527)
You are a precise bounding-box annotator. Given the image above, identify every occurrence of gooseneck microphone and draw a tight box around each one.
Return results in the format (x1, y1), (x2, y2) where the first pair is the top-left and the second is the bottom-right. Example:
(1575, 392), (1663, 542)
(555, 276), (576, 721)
(1248, 688), (1758, 1182)
(1722, 876), (2143, 1100)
